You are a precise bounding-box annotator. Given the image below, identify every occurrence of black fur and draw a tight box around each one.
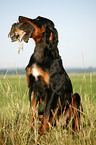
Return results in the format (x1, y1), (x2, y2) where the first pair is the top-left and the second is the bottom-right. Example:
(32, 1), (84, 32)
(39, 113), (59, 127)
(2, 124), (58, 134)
(26, 17), (73, 113)
(25, 16), (76, 131)
(9, 16), (82, 132)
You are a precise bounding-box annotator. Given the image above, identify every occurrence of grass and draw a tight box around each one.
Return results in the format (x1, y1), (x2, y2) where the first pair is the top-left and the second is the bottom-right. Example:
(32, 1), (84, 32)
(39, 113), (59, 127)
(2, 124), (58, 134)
(0, 73), (96, 145)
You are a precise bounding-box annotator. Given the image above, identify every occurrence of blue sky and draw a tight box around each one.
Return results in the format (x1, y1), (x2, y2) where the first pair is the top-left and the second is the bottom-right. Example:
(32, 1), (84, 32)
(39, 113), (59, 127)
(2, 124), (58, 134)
(0, 0), (96, 69)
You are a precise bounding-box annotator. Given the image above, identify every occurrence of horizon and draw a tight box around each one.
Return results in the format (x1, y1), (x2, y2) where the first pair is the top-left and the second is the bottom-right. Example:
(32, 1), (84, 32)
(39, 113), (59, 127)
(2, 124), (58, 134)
(0, 66), (96, 70)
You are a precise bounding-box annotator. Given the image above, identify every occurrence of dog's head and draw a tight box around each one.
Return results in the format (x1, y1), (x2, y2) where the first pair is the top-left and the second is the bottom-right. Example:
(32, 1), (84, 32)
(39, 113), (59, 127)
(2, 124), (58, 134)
(8, 16), (58, 45)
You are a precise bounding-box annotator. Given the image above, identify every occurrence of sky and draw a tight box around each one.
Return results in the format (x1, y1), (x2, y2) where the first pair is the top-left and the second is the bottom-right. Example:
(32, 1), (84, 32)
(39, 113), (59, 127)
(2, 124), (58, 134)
(0, 0), (96, 69)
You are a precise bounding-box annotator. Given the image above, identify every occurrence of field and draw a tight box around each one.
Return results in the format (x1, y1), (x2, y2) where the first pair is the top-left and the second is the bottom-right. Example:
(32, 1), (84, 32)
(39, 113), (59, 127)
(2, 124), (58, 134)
(0, 73), (96, 145)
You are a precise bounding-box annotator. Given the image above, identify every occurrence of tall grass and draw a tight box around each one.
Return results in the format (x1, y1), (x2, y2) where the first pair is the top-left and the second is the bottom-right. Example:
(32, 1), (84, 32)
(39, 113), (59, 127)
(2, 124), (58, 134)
(0, 74), (96, 145)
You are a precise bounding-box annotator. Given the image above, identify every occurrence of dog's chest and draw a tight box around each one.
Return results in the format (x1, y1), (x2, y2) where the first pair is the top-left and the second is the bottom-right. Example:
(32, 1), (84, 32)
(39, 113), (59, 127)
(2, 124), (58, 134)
(31, 64), (42, 80)
(26, 64), (49, 87)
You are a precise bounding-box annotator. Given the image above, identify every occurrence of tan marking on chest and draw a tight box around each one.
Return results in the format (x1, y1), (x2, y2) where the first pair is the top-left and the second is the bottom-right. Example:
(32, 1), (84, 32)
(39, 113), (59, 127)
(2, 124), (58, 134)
(26, 64), (49, 87)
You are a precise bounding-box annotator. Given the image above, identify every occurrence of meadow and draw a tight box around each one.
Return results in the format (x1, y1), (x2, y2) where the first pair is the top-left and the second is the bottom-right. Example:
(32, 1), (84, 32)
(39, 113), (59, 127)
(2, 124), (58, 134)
(0, 73), (96, 145)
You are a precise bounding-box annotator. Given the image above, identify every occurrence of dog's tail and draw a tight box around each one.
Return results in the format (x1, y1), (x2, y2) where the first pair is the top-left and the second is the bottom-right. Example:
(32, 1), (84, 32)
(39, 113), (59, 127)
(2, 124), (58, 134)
(71, 93), (83, 131)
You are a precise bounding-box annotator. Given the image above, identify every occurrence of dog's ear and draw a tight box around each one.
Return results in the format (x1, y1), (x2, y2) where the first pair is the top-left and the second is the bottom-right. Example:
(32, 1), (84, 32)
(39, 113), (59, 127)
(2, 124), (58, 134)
(49, 32), (54, 43)
(47, 27), (59, 57)
(48, 27), (58, 46)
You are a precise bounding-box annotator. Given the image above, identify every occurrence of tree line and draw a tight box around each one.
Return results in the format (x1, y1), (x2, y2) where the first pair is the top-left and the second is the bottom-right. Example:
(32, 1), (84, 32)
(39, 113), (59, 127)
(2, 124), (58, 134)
(0, 67), (96, 75)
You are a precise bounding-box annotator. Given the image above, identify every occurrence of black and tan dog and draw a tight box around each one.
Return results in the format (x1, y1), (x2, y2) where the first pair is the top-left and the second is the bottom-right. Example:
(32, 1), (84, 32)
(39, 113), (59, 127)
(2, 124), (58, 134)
(9, 16), (83, 133)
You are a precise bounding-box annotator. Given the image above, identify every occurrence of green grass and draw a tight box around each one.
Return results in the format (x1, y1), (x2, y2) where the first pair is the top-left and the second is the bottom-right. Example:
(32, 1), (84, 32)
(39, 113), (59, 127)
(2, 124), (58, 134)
(0, 74), (96, 145)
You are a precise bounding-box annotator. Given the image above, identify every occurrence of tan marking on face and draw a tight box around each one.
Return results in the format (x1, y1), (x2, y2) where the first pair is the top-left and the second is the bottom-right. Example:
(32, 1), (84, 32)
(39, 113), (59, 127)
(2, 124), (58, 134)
(19, 17), (45, 43)
(32, 25), (45, 43)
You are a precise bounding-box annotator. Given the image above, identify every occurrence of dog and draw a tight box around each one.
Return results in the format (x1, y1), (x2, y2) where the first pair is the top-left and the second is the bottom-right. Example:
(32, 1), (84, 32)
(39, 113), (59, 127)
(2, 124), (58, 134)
(9, 16), (83, 133)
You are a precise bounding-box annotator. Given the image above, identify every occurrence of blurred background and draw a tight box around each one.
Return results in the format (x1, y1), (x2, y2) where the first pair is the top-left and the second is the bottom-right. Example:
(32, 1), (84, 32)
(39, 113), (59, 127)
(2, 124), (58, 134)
(0, 0), (96, 72)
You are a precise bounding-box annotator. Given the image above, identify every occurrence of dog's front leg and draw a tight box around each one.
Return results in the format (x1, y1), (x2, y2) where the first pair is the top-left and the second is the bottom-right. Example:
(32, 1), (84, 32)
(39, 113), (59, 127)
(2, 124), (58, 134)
(39, 91), (54, 133)
(29, 90), (38, 125)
